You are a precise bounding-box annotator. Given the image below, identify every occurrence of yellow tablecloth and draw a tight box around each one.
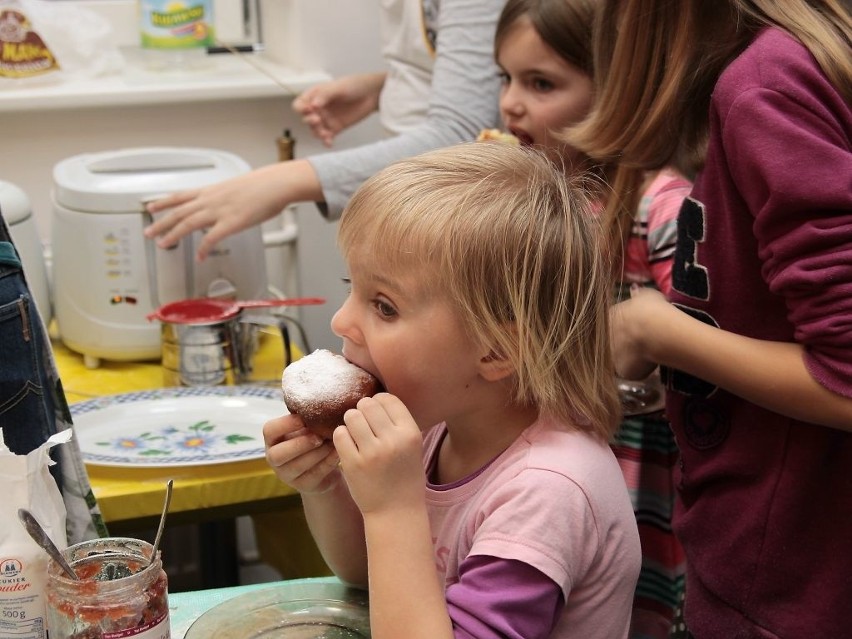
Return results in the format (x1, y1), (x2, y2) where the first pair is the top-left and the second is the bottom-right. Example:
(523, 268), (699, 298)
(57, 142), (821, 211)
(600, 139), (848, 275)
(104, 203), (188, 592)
(56, 328), (291, 404)
(53, 329), (300, 527)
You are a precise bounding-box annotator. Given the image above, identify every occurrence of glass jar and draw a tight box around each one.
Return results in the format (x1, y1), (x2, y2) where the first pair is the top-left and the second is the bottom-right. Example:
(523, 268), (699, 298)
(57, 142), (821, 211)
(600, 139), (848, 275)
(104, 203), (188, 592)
(45, 538), (170, 639)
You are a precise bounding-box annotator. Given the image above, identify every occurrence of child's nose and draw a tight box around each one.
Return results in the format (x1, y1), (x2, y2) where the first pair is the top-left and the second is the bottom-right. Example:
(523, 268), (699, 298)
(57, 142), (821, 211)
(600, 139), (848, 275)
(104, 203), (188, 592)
(330, 298), (354, 340)
(500, 84), (524, 116)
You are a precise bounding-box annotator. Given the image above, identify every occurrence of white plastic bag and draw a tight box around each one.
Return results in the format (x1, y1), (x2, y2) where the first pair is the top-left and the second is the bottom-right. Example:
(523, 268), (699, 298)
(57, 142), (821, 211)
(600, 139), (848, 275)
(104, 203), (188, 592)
(0, 428), (71, 639)
(0, 0), (124, 83)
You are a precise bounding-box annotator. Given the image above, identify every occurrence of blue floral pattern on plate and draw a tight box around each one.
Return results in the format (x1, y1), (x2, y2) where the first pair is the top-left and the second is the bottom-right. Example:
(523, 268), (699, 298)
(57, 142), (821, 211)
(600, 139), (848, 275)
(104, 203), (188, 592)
(71, 385), (285, 467)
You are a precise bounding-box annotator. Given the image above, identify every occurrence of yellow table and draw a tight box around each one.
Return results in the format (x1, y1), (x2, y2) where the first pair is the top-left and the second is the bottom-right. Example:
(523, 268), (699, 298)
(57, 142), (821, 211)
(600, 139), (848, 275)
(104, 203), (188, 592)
(54, 328), (298, 529)
(53, 329), (329, 586)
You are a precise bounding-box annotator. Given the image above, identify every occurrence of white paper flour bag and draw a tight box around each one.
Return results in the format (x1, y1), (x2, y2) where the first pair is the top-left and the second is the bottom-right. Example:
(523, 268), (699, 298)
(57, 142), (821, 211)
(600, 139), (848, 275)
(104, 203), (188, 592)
(0, 428), (71, 639)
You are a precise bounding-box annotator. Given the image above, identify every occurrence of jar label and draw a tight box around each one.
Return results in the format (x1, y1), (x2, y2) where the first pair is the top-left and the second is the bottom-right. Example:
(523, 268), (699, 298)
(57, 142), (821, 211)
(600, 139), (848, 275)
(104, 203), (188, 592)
(139, 0), (215, 50)
(0, 553), (48, 639)
(102, 610), (170, 639)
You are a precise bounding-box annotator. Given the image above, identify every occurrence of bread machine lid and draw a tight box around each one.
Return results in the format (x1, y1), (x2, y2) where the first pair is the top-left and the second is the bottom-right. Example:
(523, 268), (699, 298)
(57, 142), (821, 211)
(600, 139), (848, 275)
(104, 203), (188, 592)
(0, 180), (32, 225)
(52, 147), (251, 213)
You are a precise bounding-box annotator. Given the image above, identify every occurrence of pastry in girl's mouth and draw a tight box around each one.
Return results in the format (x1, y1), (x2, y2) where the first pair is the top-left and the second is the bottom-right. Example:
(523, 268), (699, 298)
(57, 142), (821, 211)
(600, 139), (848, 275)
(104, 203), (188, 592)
(281, 349), (382, 440)
(476, 128), (520, 145)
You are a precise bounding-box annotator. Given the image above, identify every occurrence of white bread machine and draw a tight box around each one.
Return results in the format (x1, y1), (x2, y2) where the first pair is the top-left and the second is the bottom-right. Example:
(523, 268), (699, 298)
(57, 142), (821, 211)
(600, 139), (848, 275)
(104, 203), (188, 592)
(51, 147), (269, 368)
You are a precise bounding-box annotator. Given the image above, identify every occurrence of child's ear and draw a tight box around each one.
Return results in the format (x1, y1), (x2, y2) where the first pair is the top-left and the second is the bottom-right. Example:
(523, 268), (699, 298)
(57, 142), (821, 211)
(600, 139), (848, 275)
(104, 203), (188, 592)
(478, 349), (515, 381)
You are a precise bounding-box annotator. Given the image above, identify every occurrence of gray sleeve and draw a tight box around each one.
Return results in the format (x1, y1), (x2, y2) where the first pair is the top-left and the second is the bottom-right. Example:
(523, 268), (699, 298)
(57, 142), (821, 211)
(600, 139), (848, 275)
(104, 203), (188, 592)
(308, 0), (504, 220)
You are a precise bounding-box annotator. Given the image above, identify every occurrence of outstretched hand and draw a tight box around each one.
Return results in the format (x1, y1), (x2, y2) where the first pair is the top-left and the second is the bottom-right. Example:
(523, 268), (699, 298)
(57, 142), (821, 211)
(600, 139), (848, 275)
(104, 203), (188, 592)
(293, 73), (386, 147)
(144, 160), (320, 261)
(333, 393), (425, 515)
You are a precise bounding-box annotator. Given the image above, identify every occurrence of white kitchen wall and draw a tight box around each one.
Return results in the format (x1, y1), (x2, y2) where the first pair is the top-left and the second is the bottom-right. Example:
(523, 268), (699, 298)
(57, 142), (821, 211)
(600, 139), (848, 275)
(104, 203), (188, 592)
(278, 0), (386, 353)
(1, 0), (384, 351)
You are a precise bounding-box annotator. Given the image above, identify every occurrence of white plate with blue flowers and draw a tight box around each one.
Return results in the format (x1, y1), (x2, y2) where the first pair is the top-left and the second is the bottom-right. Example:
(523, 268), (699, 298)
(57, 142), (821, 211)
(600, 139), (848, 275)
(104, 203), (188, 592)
(71, 386), (286, 467)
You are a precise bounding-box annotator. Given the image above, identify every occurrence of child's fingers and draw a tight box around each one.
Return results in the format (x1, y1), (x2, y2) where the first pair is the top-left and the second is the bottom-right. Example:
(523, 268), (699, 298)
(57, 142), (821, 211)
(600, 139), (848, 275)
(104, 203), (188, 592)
(265, 429), (324, 467)
(331, 422), (359, 470)
(354, 394), (417, 437)
(263, 413), (312, 446)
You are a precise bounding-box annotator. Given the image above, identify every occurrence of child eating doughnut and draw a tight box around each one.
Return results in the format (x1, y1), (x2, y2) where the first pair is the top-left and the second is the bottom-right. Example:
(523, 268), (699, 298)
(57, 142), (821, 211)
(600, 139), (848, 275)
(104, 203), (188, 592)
(263, 142), (640, 638)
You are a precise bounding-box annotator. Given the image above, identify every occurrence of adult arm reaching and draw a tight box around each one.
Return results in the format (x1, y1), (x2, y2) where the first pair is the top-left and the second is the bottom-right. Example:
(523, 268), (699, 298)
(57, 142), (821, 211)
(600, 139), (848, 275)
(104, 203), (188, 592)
(144, 0), (504, 261)
(144, 160), (321, 259)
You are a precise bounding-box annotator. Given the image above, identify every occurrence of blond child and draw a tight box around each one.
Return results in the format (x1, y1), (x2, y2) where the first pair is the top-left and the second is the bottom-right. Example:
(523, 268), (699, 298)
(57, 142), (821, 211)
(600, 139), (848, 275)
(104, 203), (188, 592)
(264, 142), (641, 639)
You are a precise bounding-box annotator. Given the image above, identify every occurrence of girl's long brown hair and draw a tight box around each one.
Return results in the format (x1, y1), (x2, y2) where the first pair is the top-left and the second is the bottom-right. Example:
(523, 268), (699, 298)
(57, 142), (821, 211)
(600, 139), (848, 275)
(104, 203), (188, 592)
(565, 0), (852, 254)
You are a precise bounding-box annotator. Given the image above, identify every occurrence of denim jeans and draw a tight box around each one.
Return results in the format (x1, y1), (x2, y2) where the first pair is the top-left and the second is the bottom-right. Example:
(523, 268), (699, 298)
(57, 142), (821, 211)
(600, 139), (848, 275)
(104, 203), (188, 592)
(0, 209), (107, 542)
(0, 232), (59, 457)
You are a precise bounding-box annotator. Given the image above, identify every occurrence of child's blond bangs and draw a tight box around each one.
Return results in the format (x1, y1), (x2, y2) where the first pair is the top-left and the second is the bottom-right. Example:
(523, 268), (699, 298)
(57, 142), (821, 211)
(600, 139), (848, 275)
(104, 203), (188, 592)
(338, 171), (449, 288)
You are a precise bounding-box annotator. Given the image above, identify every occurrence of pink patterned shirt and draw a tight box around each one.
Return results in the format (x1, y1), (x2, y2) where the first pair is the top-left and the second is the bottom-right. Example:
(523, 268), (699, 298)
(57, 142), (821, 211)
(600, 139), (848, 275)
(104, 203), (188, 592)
(621, 168), (692, 296)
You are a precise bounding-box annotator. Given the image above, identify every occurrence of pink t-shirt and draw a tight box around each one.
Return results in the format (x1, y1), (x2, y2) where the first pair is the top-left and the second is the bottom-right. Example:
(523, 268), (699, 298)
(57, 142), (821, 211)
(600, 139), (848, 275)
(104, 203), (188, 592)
(423, 417), (641, 638)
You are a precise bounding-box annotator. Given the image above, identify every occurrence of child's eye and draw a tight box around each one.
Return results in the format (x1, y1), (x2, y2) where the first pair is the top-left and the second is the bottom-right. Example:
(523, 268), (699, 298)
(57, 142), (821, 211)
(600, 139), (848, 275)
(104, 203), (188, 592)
(374, 300), (397, 318)
(497, 71), (510, 86)
(532, 77), (554, 92)
(341, 277), (352, 292)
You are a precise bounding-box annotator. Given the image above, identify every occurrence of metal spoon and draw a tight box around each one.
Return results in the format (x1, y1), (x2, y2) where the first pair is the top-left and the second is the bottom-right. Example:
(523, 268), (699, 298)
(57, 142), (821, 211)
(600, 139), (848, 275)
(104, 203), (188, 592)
(17, 508), (79, 580)
(150, 479), (174, 565)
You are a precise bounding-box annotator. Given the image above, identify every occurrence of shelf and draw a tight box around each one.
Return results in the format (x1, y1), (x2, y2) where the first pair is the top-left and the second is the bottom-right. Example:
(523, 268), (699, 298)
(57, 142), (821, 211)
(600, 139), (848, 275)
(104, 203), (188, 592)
(0, 48), (330, 113)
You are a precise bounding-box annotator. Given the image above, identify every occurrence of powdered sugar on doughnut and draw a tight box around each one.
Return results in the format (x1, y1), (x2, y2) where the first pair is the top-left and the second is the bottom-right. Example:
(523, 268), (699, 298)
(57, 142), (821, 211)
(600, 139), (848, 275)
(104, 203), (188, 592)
(281, 349), (380, 423)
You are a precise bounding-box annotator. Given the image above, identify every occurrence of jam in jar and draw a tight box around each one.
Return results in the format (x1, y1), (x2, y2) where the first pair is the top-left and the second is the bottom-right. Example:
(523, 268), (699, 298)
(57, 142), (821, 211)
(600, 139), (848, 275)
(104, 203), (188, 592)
(45, 537), (170, 639)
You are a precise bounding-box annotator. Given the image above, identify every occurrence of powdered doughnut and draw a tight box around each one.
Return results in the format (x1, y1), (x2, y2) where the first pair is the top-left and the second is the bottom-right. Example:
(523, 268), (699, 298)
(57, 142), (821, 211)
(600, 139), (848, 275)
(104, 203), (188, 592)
(281, 349), (382, 440)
